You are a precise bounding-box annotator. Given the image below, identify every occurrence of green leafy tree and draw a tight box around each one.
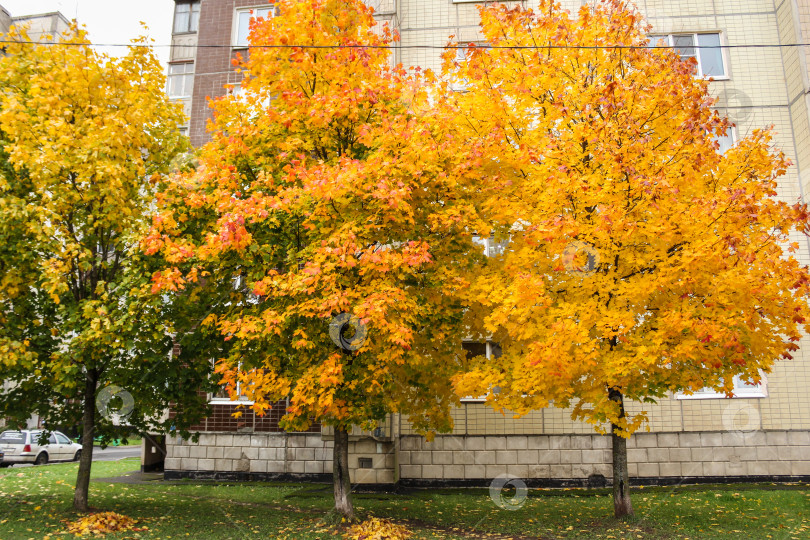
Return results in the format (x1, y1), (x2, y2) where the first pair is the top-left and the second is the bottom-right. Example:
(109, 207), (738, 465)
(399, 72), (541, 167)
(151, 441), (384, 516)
(0, 26), (211, 511)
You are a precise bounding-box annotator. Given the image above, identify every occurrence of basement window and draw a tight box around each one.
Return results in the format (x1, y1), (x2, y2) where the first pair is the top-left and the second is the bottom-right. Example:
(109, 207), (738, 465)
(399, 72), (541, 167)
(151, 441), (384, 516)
(676, 373), (767, 399)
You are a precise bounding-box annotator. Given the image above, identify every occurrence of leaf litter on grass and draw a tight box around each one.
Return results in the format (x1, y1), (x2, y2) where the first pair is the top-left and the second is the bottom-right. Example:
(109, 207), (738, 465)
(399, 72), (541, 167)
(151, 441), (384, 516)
(64, 512), (145, 537)
(344, 517), (412, 539)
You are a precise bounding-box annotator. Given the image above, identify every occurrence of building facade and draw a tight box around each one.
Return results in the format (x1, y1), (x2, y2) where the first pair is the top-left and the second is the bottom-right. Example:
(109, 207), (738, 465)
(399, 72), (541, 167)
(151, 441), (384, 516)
(163, 0), (810, 486)
(168, 0), (276, 145)
(0, 5), (70, 41)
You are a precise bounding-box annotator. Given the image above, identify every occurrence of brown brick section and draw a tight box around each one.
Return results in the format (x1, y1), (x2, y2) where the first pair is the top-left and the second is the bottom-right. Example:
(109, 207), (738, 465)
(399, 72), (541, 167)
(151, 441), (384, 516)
(167, 390), (208, 431)
(168, 390), (321, 433)
(179, 399), (320, 433)
(189, 0), (264, 147)
(207, 403), (251, 431)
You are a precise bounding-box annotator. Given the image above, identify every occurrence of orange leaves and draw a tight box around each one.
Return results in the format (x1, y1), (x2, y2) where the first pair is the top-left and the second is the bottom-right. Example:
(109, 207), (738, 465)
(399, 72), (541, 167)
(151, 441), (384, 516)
(440, 0), (810, 436)
(344, 517), (412, 540)
(317, 355), (344, 387)
(284, 359), (341, 420)
(216, 213), (253, 252)
(145, 0), (475, 441)
(149, 267), (186, 294)
(65, 512), (141, 536)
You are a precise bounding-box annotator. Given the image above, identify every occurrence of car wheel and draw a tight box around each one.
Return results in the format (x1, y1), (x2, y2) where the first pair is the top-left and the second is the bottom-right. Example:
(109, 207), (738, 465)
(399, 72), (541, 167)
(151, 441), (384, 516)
(0, 463), (10, 468)
(34, 453), (48, 466)
(74, 450), (81, 462)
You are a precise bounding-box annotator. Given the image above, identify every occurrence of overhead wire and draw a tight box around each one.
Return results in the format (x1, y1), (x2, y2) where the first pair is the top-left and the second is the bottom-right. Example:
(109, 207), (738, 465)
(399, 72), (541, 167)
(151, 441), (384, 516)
(1, 40), (810, 51)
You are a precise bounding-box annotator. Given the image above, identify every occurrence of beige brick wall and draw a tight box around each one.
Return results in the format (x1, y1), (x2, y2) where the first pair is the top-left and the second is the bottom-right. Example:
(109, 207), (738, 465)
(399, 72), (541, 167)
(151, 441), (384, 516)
(165, 428), (810, 483)
(780, 0), (810, 215)
(165, 433), (396, 484)
(398, 431), (810, 480)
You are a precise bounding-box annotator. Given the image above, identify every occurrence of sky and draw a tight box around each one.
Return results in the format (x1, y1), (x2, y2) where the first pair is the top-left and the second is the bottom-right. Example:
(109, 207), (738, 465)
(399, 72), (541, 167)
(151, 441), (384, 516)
(2, 0), (175, 67)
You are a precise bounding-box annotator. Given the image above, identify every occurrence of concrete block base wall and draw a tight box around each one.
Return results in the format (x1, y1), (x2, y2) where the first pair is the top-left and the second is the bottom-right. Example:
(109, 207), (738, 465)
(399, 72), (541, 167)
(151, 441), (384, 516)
(164, 433), (395, 484)
(164, 430), (810, 486)
(399, 431), (810, 486)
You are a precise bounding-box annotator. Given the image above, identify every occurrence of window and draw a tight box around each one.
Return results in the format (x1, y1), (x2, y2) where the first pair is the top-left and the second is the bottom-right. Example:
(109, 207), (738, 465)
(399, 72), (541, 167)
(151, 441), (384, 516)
(210, 360), (252, 403)
(0, 431), (25, 444)
(224, 82), (274, 121)
(712, 126), (735, 154)
(233, 272), (262, 304)
(451, 42), (489, 92)
(676, 373), (767, 399)
(472, 233), (508, 258)
(225, 82), (250, 103)
(55, 433), (71, 444)
(233, 5), (278, 48)
(167, 63), (194, 98)
(174, 1), (200, 34)
(648, 33), (727, 78)
(460, 341), (502, 402)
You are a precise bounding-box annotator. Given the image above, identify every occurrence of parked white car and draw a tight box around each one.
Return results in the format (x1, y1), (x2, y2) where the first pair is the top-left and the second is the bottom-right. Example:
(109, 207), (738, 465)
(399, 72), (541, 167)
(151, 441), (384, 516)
(0, 430), (82, 467)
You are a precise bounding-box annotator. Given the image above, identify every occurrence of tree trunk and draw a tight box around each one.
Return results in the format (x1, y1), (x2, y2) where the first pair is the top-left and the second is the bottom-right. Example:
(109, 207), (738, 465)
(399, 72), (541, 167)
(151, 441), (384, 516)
(609, 389), (634, 518)
(73, 370), (97, 512)
(332, 426), (354, 521)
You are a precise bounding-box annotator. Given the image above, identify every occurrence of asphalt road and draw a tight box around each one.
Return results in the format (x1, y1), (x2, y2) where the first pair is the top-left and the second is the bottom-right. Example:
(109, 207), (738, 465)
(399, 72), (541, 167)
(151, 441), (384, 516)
(4, 445), (141, 468)
(91, 445), (142, 461)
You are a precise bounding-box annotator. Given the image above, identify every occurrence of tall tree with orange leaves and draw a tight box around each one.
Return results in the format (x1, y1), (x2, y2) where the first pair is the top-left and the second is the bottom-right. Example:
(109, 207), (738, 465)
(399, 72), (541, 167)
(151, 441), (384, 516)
(448, 0), (810, 517)
(144, 0), (477, 519)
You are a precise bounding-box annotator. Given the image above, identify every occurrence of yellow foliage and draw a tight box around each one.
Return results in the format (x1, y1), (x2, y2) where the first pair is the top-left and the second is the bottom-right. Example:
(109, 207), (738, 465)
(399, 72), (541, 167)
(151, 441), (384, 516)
(445, 0), (810, 434)
(343, 517), (411, 540)
(0, 19), (188, 512)
(65, 512), (141, 536)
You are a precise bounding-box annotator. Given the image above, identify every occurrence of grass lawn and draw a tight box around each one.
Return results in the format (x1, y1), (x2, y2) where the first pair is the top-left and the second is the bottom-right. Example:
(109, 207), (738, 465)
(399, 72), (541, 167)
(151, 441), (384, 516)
(0, 459), (807, 539)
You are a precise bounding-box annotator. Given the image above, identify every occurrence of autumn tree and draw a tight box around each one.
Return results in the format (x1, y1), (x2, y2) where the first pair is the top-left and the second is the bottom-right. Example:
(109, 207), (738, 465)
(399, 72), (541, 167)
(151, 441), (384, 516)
(0, 26), (211, 511)
(448, 0), (810, 517)
(144, 0), (477, 520)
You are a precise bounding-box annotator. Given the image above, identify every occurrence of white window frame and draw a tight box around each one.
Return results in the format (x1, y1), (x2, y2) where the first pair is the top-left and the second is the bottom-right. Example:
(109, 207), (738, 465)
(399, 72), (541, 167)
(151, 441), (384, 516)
(167, 62), (194, 99)
(472, 233), (508, 258)
(173, 1), (200, 34)
(451, 42), (489, 92)
(226, 82), (245, 99)
(712, 124), (736, 154)
(209, 360), (254, 405)
(648, 32), (729, 80)
(232, 5), (277, 48)
(676, 372), (768, 400)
